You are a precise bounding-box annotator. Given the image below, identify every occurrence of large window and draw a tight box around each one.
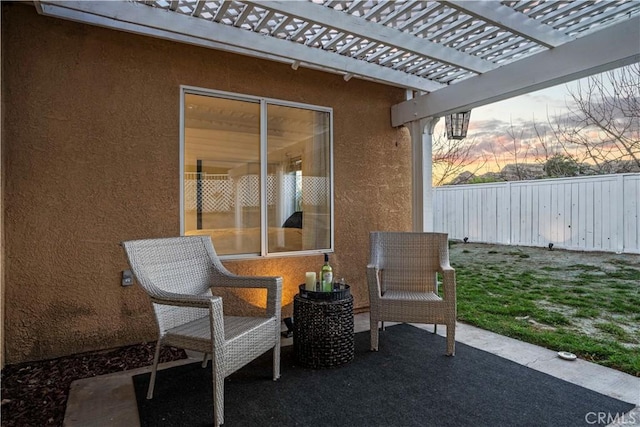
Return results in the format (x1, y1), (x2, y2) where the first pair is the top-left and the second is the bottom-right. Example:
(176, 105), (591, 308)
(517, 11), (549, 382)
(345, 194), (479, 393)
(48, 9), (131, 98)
(181, 87), (333, 258)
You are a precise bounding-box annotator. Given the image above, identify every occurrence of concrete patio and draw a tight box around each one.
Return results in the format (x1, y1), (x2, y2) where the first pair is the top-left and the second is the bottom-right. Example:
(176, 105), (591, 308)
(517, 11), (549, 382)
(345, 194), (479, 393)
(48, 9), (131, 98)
(63, 312), (640, 427)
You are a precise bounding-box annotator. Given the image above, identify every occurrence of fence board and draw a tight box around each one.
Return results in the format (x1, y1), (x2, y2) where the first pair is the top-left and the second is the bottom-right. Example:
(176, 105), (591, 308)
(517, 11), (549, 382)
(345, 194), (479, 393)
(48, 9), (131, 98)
(433, 173), (640, 254)
(623, 175), (640, 252)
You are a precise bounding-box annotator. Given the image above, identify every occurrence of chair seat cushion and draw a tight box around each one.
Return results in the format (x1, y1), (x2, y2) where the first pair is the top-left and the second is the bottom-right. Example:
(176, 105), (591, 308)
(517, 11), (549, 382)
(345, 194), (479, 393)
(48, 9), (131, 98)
(381, 290), (442, 301)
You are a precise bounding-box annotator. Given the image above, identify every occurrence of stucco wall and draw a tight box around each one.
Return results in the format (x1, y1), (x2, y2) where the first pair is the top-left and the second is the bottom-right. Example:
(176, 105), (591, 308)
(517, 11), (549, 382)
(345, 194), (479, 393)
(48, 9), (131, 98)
(1, 4), (412, 364)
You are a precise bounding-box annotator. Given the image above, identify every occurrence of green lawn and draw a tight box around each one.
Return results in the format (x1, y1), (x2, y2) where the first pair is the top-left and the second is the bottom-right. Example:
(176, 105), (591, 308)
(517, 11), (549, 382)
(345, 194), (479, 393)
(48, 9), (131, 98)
(448, 242), (640, 377)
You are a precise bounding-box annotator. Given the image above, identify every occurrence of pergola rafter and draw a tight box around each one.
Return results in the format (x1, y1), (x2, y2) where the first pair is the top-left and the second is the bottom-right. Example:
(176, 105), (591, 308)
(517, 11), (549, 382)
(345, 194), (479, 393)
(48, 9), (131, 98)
(443, 0), (573, 47)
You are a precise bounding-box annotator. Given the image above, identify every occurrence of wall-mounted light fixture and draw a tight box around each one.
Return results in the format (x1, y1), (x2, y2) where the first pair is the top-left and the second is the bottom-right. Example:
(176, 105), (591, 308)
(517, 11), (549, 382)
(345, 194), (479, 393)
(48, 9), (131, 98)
(445, 110), (471, 140)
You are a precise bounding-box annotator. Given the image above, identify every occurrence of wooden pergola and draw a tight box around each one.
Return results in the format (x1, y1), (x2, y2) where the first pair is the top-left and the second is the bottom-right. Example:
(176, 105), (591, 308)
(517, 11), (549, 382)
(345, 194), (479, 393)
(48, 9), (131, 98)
(36, 0), (640, 230)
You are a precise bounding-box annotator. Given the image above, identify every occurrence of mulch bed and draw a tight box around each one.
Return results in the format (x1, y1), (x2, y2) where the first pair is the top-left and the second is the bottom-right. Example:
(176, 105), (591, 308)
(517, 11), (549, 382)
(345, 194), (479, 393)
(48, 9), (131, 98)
(1, 343), (186, 427)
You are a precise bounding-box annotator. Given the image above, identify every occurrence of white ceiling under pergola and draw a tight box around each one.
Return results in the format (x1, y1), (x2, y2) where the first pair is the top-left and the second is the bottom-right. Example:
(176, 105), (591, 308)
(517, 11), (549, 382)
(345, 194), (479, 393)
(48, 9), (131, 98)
(36, 0), (640, 126)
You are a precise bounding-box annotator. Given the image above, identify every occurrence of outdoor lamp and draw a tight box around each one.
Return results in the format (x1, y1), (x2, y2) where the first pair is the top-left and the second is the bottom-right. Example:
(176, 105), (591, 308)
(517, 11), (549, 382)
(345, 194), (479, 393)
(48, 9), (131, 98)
(445, 110), (471, 140)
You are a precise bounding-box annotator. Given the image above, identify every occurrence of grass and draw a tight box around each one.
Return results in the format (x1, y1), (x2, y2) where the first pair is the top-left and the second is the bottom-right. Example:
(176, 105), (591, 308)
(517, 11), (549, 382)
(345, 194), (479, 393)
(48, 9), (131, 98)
(448, 242), (640, 377)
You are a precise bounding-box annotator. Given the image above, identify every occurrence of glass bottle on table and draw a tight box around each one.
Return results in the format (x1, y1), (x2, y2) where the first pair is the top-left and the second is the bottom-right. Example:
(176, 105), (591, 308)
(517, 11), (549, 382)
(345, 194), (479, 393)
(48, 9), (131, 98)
(321, 253), (333, 292)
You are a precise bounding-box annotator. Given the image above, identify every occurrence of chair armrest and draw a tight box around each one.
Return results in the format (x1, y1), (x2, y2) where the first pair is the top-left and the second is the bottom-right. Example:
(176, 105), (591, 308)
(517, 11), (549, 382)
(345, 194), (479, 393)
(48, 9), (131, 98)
(153, 296), (226, 339)
(213, 274), (281, 290)
(209, 297), (225, 356)
(367, 264), (382, 300)
(150, 293), (220, 309)
(438, 264), (456, 301)
(151, 295), (226, 348)
(212, 275), (282, 318)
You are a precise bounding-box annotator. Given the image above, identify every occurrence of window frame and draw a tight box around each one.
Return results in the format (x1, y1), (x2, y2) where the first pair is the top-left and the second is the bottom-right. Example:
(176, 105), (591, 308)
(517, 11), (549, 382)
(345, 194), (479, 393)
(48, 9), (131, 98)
(179, 85), (335, 260)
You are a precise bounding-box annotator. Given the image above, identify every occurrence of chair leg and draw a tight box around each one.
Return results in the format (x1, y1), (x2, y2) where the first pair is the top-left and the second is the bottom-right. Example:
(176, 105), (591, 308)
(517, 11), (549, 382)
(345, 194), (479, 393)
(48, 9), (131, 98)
(446, 322), (456, 356)
(273, 338), (281, 381)
(201, 353), (209, 368)
(212, 360), (224, 427)
(146, 339), (162, 400)
(370, 317), (379, 351)
(433, 324), (438, 334)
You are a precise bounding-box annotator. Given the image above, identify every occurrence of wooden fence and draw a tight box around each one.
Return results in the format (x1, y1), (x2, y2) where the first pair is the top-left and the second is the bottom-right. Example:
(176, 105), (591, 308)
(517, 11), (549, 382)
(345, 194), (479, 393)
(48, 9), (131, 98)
(433, 173), (640, 254)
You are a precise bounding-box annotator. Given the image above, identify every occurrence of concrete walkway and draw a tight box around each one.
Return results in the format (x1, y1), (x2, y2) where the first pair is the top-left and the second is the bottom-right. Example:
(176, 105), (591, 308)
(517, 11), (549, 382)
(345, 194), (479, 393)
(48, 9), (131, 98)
(63, 313), (640, 427)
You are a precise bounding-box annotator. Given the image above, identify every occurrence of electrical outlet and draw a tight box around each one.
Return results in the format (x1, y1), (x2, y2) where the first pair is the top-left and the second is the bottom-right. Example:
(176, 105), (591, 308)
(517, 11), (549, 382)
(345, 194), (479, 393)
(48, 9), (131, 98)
(122, 269), (134, 286)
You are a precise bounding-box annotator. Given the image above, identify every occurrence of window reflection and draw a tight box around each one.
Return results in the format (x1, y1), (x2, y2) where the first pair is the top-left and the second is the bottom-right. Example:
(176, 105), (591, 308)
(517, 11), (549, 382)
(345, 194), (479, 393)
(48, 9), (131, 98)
(183, 91), (332, 257)
(267, 105), (331, 253)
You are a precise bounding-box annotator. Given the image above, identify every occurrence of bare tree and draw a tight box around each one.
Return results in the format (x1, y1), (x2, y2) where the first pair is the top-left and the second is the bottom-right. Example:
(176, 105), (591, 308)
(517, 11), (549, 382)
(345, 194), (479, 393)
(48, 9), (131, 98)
(531, 119), (589, 165)
(432, 133), (486, 186)
(488, 119), (543, 181)
(503, 120), (534, 180)
(548, 63), (640, 173)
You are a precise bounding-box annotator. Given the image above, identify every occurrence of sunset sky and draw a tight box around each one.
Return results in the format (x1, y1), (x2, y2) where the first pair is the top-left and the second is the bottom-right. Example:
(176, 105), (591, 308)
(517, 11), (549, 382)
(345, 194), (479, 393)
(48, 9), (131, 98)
(429, 64), (635, 184)
(432, 82), (576, 174)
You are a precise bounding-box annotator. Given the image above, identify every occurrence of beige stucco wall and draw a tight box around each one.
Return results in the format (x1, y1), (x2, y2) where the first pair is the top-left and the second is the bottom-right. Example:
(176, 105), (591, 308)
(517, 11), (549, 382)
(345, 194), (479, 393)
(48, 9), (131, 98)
(1, 4), (412, 364)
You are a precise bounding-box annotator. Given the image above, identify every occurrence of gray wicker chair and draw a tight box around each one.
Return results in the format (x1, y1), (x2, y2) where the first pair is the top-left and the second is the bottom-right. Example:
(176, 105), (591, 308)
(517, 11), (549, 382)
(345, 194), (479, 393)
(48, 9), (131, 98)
(122, 236), (282, 427)
(367, 232), (456, 356)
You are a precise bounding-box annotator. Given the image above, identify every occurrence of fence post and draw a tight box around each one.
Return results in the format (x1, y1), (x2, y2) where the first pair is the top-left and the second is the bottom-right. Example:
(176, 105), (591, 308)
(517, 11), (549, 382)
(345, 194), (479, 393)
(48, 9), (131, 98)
(507, 181), (512, 245)
(615, 175), (625, 254)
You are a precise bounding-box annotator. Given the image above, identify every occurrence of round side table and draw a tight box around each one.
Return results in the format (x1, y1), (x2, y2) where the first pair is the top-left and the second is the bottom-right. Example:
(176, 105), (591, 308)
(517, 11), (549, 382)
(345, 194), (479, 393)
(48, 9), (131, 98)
(293, 289), (354, 369)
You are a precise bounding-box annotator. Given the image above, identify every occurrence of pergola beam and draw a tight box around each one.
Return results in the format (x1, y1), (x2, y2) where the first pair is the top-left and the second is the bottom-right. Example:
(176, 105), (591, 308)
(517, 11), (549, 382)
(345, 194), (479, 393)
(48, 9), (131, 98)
(391, 16), (640, 127)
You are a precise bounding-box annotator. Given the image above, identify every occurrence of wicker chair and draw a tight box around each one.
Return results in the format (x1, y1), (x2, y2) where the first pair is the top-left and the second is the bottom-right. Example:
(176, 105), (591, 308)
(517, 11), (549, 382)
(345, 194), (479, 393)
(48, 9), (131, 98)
(122, 236), (282, 427)
(367, 232), (456, 356)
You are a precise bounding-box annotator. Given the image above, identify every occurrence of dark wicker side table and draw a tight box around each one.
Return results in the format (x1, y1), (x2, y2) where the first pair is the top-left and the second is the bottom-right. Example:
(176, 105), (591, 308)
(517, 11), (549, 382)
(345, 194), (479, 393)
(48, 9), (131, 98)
(293, 288), (354, 369)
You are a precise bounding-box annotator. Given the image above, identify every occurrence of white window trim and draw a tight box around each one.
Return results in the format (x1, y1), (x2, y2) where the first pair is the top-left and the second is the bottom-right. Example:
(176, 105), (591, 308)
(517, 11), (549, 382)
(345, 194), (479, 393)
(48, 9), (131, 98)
(179, 85), (334, 260)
